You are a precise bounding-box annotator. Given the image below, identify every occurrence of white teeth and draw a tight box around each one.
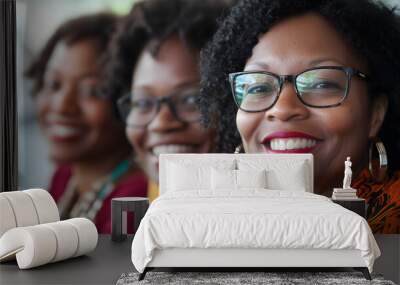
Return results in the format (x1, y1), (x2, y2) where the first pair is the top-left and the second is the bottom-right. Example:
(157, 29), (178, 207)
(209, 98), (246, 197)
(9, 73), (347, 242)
(152, 144), (197, 156)
(48, 125), (82, 137)
(287, 139), (295, 150)
(269, 138), (317, 151)
(279, 140), (285, 150)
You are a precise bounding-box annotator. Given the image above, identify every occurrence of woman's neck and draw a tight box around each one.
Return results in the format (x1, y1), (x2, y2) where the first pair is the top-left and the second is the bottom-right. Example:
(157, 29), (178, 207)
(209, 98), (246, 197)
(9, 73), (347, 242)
(72, 147), (132, 194)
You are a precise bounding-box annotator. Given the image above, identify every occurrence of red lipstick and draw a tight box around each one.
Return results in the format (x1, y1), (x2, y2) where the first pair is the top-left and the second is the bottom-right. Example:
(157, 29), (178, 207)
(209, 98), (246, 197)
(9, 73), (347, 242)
(262, 131), (319, 143)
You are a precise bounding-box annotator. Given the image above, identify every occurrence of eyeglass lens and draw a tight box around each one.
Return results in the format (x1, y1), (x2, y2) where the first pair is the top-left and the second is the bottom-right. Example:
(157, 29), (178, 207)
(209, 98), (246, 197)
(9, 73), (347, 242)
(119, 88), (201, 127)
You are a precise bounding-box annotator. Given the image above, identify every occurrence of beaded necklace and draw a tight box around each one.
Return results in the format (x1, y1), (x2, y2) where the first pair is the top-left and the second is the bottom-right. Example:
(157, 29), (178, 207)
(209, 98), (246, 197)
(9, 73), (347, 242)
(59, 159), (132, 221)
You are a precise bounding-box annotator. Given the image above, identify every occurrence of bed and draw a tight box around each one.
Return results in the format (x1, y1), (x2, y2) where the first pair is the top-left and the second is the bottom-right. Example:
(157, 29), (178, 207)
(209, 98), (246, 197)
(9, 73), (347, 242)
(131, 153), (380, 280)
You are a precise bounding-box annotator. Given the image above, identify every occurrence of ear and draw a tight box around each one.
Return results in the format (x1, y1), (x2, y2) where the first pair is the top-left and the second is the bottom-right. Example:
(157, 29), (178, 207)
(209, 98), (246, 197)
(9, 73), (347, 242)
(368, 95), (388, 138)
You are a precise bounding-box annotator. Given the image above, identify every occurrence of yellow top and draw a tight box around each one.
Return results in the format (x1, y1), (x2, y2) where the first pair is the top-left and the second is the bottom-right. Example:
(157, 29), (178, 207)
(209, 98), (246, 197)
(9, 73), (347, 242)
(147, 179), (159, 202)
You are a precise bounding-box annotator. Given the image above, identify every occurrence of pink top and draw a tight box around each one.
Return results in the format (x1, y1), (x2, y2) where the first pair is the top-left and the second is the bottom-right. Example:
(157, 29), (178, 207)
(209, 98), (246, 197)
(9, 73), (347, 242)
(50, 165), (148, 234)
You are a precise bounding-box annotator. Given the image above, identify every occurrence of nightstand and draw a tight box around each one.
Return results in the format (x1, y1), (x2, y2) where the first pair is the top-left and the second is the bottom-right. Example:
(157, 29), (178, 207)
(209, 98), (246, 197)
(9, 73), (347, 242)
(331, 198), (366, 218)
(111, 197), (149, 242)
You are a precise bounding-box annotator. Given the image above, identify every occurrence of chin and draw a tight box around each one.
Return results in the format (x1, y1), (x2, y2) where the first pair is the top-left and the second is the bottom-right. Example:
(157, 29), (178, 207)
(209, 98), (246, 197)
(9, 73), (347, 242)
(49, 149), (85, 165)
(50, 154), (74, 165)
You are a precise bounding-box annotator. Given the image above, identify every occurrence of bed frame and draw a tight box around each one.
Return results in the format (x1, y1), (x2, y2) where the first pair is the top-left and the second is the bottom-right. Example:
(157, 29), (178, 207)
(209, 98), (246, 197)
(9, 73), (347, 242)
(139, 248), (371, 280)
(139, 154), (371, 281)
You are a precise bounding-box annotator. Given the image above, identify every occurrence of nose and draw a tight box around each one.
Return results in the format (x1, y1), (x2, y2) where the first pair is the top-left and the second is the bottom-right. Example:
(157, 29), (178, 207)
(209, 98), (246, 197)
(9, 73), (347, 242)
(147, 103), (185, 132)
(264, 83), (310, 122)
(51, 84), (80, 115)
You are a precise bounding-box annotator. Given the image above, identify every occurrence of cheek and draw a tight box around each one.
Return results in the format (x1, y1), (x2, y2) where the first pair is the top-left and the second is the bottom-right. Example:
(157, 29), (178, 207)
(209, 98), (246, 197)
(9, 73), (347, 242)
(190, 123), (214, 141)
(321, 90), (371, 144)
(80, 100), (130, 148)
(315, 102), (371, 170)
(36, 96), (50, 125)
(80, 100), (114, 128)
(320, 108), (353, 138)
(236, 110), (263, 151)
(126, 127), (146, 154)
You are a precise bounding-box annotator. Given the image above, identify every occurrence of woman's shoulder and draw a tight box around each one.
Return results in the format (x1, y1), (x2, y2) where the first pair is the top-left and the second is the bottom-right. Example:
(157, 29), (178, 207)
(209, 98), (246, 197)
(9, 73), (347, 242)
(372, 170), (400, 195)
(354, 168), (400, 213)
(49, 165), (73, 202)
(354, 169), (400, 193)
(111, 168), (148, 197)
(355, 169), (400, 233)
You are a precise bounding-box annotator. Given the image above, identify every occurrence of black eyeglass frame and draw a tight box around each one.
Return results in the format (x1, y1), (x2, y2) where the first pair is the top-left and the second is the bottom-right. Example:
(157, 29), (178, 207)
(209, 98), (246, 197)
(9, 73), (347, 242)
(228, 66), (368, 113)
(116, 91), (202, 128)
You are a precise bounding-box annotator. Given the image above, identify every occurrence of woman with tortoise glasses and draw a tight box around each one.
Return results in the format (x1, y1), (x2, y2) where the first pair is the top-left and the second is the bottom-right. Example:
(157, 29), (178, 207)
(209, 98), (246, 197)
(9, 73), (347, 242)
(200, 0), (400, 234)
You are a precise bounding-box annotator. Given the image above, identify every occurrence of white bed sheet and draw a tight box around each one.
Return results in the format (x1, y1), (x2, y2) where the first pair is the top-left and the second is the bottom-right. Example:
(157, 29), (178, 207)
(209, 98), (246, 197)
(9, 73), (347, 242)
(131, 190), (380, 273)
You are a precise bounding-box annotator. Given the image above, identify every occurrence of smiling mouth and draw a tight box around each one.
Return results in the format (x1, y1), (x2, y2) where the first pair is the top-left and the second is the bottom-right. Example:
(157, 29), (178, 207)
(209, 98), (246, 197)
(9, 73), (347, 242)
(150, 144), (198, 157)
(47, 125), (83, 140)
(261, 131), (321, 153)
(269, 138), (317, 151)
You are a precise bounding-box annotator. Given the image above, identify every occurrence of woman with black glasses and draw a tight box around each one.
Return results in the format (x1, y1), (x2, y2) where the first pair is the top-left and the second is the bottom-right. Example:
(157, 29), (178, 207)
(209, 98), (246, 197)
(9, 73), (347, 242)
(200, 0), (400, 233)
(102, 0), (231, 201)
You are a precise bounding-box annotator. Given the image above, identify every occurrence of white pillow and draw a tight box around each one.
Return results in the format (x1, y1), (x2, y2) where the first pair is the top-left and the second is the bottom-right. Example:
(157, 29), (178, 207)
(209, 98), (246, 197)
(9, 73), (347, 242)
(211, 168), (236, 190)
(211, 168), (267, 191)
(236, 169), (267, 188)
(266, 164), (307, 191)
(167, 162), (210, 191)
(237, 159), (309, 191)
(166, 159), (236, 192)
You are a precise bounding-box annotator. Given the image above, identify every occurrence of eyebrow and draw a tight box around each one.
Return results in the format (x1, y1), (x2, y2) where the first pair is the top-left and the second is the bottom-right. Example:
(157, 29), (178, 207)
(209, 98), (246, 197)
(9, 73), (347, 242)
(44, 71), (100, 82)
(45, 62), (100, 77)
(244, 62), (270, 70)
(245, 58), (346, 72)
(308, 58), (345, 66)
(132, 80), (199, 92)
(131, 80), (200, 98)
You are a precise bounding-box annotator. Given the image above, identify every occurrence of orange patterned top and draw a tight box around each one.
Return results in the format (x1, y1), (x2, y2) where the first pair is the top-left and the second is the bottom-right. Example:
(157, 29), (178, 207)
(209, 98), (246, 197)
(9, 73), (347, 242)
(352, 169), (400, 234)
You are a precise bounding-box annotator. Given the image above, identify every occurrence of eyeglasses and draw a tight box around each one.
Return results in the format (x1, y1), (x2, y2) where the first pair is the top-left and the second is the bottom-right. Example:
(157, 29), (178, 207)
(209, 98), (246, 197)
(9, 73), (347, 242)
(228, 66), (368, 112)
(116, 88), (201, 128)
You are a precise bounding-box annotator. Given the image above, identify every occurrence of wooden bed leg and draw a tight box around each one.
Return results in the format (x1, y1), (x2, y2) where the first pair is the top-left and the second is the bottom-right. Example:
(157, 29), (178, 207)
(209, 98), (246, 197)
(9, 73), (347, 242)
(354, 267), (371, 280)
(138, 268), (147, 281)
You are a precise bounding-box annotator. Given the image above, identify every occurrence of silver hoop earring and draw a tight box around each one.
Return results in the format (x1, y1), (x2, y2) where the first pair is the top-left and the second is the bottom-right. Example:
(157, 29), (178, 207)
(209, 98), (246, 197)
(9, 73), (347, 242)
(234, 144), (243, 154)
(369, 138), (388, 182)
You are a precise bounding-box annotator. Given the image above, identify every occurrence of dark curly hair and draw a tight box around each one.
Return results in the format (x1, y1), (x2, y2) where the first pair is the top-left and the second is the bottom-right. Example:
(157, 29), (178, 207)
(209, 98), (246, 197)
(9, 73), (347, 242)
(200, 0), (400, 172)
(25, 12), (118, 96)
(101, 0), (233, 115)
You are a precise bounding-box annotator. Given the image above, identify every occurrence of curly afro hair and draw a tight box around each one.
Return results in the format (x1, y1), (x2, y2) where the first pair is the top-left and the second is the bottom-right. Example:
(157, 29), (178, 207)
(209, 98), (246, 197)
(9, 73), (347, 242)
(101, 0), (233, 115)
(25, 12), (118, 96)
(200, 0), (400, 172)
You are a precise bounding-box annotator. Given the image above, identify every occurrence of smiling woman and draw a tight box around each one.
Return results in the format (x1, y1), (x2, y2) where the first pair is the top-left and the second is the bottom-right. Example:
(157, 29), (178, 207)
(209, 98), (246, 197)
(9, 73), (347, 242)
(24, 13), (147, 233)
(200, 0), (400, 233)
(102, 0), (232, 201)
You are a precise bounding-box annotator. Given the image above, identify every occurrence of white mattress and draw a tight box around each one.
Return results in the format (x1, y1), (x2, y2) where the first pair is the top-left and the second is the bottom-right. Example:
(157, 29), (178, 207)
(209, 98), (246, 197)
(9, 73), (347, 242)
(131, 190), (380, 273)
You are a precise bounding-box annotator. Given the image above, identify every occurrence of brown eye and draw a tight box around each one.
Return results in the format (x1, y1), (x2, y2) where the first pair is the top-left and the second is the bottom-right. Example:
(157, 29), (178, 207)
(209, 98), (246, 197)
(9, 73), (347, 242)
(78, 83), (98, 98)
(179, 94), (196, 105)
(44, 79), (62, 93)
(131, 98), (156, 113)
